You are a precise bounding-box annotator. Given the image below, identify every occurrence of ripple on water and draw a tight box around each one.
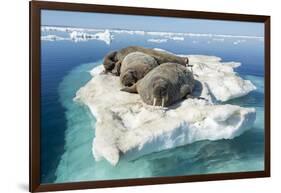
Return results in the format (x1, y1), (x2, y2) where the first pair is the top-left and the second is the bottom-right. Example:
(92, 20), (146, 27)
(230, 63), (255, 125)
(55, 61), (265, 183)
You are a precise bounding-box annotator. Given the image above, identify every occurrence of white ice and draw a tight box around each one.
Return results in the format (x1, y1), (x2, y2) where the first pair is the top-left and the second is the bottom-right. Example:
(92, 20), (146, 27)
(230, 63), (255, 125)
(182, 55), (256, 102)
(41, 26), (112, 45)
(147, 38), (168, 43)
(74, 53), (257, 166)
(69, 30), (112, 45)
(41, 35), (68, 41)
(41, 26), (263, 44)
(41, 26), (103, 33)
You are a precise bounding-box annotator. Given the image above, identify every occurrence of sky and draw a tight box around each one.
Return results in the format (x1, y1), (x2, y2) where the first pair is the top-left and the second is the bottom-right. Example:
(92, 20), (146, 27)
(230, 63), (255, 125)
(41, 10), (264, 37)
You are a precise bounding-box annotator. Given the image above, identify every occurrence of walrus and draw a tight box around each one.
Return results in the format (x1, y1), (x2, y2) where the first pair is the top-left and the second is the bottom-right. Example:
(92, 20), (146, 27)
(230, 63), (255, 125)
(103, 46), (189, 75)
(121, 62), (195, 107)
(120, 52), (158, 87)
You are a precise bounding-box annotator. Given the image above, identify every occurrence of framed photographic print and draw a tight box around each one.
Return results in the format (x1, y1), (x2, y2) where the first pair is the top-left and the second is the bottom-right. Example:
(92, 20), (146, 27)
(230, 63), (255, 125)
(30, 1), (270, 192)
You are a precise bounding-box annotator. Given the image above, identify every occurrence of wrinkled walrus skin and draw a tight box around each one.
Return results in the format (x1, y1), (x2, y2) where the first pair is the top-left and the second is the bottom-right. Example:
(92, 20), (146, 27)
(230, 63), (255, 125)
(121, 62), (195, 107)
(120, 52), (158, 87)
(103, 46), (188, 75)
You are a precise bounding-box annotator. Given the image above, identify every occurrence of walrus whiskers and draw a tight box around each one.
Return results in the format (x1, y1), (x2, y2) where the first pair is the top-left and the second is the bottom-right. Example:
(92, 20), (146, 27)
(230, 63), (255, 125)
(153, 98), (157, 106)
(121, 62), (195, 107)
(161, 98), (165, 107)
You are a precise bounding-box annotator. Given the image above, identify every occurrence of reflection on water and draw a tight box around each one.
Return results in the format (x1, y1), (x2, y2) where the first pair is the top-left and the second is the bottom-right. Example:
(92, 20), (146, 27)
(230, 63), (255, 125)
(41, 28), (265, 183)
(144, 130), (264, 177)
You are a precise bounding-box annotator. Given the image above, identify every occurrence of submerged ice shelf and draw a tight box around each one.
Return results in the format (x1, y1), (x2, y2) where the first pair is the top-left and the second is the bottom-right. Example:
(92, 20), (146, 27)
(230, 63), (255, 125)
(74, 53), (257, 166)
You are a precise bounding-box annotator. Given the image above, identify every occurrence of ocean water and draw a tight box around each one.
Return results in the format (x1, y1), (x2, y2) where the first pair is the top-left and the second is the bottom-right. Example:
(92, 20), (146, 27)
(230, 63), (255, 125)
(40, 28), (264, 183)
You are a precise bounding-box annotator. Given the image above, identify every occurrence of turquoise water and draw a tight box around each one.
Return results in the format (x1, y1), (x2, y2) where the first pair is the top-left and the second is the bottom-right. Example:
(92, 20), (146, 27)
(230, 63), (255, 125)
(40, 29), (264, 183)
(53, 61), (264, 183)
(55, 61), (153, 182)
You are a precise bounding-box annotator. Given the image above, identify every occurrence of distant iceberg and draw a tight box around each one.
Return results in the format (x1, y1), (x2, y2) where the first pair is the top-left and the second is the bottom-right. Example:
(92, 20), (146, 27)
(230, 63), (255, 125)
(147, 36), (184, 43)
(146, 31), (262, 40)
(147, 31), (184, 37)
(212, 38), (225, 42)
(41, 26), (263, 45)
(169, 36), (184, 41)
(233, 39), (247, 45)
(111, 29), (146, 36)
(41, 26), (102, 33)
(147, 38), (168, 43)
(147, 32), (185, 41)
(41, 26), (112, 45)
(69, 30), (112, 45)
(41, 35), (68, 41)
(74, 52), (257, 166)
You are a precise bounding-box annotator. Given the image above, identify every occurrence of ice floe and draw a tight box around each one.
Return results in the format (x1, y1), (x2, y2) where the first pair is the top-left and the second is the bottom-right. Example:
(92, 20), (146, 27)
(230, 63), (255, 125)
(169, 36), (184, 41)
(41, 35), (68, 41)
(69, 30), (112, 44)
(41, 26), (263, 45)
(147, 38), (168, 43)
(212, 38), (225, 42)
(111, 29), (146, 35)
(233, 39), (247, 45)
(41, 26), (112, 45)
(182, 55), (256, 102)
(41, 26), (102, 33)
(74, 53), (257, 165)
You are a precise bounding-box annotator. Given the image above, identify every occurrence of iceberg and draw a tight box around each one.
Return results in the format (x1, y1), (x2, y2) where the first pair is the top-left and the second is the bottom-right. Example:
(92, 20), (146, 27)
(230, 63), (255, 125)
(74, 53), (257, 166)
(41, 26), (102, 33)
(147, 38), (168, 43)
(233, 39), (246, 45)
(111, 29), (146, 35)
(147, 36), (184, 43)
(212, 38), (225, 42)
(146, 32), (185, 41)
(41, 26), (264, 45)
(69, 30), (112, 45)
(169, 36), (184, 41)
(41, 26), (113, 44)
(94, 30), (112, 45)
(41, 35), (68, 41)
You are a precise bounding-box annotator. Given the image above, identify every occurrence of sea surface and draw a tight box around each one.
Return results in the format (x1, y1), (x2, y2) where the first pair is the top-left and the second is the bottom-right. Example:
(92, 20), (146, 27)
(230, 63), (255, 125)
(40, 27), (265, 183)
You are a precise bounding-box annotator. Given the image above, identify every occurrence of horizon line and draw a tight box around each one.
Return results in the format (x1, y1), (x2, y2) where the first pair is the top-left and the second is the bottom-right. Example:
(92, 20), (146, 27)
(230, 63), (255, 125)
(41, 25), (264, 39)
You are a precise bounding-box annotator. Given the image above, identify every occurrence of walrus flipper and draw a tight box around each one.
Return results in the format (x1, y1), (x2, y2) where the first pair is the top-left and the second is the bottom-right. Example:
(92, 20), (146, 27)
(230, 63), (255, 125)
(120, 84), (138, 93)
(185, 94), (208, 102)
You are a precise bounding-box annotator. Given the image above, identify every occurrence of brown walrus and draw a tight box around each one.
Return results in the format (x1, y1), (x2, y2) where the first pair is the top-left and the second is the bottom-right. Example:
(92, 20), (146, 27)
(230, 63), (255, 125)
(120, 52), (158, 87)
(121, 62), (195, 107)
(103, 46), (189, 76)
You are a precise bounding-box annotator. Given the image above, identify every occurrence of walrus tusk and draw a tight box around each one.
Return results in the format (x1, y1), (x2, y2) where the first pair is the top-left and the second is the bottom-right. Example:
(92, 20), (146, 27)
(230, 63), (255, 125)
(161, 98), (165, 107)
(153, 98), (157, 106)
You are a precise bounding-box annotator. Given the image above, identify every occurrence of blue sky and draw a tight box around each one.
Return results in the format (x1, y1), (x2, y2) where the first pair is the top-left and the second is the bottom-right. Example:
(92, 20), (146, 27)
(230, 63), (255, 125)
(41, 10), (264, 37)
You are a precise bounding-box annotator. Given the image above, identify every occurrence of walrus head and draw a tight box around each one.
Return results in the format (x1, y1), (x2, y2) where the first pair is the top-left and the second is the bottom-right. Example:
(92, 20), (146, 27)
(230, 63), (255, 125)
(151, 78), (170, 107)
(121, 70), (138, 87)
(103, 51), (117, 72)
